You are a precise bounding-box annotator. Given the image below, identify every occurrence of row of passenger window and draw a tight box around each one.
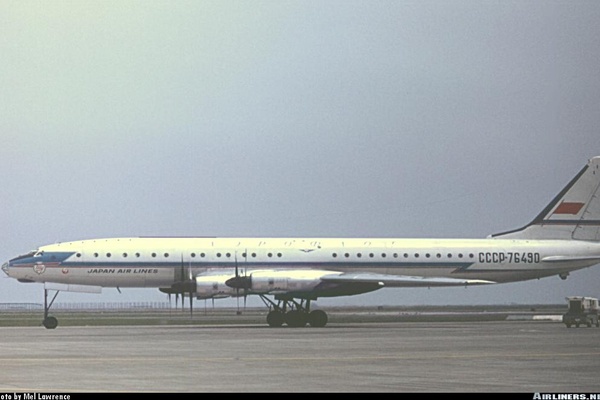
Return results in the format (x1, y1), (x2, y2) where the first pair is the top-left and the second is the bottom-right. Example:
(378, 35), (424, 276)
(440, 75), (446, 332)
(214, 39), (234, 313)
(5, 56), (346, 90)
(332, 252), (475, 259)
(76, 251), (476, 259)
(77, 252), (284, 259)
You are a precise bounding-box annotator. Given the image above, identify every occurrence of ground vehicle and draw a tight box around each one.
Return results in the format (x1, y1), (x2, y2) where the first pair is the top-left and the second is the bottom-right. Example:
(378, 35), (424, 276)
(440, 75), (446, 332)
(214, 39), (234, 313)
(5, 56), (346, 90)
(562, 296), (600, 328)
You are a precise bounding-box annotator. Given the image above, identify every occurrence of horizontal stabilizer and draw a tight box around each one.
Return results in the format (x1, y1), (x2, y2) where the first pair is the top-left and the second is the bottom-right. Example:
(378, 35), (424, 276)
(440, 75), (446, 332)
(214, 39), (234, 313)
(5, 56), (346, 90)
(45, 282), (103, 294)
(321, 273), (495, 287)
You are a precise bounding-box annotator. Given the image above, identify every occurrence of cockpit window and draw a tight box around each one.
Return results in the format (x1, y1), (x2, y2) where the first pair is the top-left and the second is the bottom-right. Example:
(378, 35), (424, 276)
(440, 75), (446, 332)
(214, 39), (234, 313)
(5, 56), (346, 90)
(34, 250), (44, 257)
(12, 250), (38, 261)
(11, 250), (38, 261)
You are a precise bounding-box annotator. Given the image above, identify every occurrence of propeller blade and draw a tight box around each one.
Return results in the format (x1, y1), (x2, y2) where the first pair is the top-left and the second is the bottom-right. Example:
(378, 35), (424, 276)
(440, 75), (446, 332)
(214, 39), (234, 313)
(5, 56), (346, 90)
(179, 255), (185, 282)
(187, 257), (194, 318)
(243, 262), (248, 310)
(235, 252), (240, 315)
(235, 253), (239, 277)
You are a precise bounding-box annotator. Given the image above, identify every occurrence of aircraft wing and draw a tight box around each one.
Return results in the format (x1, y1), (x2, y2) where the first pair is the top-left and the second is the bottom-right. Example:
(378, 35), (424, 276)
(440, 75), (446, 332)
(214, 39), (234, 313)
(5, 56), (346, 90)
(541, 255), (600, 264)
(320, 273), (495, 287)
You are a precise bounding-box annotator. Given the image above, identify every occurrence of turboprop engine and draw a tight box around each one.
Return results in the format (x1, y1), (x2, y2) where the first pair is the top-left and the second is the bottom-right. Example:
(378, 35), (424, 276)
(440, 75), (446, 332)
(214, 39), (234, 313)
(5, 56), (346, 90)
(194, 275), (239, 299)
(225, 270), (326, 294)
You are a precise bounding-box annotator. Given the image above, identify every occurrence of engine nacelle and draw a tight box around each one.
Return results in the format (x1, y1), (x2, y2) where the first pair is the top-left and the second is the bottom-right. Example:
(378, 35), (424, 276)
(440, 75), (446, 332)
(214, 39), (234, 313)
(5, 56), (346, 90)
(200, 269), (332, 297)
(195, 275), (238, 299)
(248, 270), (324, 294)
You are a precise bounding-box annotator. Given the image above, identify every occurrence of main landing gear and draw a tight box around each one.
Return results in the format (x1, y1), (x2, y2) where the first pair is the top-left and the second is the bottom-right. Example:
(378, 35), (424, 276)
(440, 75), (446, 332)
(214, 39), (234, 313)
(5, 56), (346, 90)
(260, 296), (328, 328)
(42, 288), (59, 329)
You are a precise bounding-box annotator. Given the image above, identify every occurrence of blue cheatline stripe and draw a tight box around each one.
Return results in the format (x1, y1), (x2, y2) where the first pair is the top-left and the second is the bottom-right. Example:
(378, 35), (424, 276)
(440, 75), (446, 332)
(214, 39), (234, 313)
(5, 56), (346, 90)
(10, 252), (76, 266)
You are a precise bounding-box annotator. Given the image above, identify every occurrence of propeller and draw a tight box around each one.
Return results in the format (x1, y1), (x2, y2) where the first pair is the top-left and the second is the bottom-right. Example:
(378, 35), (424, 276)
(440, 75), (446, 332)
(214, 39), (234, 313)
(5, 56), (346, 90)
(234, 254), (242, 314)
(188, 259), (194, 318)
(225, 252), (251, 314)
(159, 255), (196, 317)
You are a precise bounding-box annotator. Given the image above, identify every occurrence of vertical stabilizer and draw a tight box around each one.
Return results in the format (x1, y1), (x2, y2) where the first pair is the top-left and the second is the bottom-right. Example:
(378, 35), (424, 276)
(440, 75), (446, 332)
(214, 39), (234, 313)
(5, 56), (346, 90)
(492, 156), (600, 241)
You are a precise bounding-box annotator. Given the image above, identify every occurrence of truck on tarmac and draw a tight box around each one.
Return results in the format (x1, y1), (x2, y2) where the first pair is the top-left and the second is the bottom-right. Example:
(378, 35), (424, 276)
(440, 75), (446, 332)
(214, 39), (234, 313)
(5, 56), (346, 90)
(562, 296), (600, 328)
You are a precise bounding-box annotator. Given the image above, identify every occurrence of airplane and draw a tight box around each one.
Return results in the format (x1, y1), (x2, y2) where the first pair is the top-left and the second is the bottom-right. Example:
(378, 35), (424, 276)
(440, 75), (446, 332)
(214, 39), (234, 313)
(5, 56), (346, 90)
(3, 156), (600, 329)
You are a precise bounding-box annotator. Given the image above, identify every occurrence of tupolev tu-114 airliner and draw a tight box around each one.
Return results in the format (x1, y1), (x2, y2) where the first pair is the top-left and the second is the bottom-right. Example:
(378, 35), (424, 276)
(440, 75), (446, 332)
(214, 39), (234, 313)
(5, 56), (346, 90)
(3, 156), (600, 329)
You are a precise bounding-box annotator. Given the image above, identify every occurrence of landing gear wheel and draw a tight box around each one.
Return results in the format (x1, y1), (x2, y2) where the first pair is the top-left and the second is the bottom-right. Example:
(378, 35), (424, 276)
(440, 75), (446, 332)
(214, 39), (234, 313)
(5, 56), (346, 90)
(266, 310), (285, 327)
(43, 316), (58, 330)
(285, 310), (307, 327)
(308, 309), (328, 327)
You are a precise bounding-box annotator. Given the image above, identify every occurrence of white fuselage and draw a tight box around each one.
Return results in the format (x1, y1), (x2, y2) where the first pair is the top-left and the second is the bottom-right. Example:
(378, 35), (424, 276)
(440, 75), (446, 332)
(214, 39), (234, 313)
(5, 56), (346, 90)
(4, 237), (600, 288)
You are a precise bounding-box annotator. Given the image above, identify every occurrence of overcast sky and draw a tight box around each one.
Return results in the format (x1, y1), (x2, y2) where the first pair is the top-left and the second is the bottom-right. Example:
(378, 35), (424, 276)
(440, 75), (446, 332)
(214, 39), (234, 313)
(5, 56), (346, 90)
(1, 0), (599, 309)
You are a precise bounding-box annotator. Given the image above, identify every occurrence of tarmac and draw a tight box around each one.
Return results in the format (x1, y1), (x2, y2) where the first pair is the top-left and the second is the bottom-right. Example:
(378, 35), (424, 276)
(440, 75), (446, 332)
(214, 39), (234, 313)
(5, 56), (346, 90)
(0, 307), (599, 393)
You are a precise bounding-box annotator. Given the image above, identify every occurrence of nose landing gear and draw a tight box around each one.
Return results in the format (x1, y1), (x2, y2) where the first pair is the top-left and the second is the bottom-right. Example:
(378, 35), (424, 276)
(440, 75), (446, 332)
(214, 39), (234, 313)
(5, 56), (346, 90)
(42, 288), (60, 329)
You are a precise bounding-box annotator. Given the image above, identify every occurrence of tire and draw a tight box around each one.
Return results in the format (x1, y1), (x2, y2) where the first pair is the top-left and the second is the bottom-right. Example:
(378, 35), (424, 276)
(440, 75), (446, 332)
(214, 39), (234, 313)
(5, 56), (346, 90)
(285, 310), (307, 327)
(266, 310), (284, 327)
(308, 310), (328, 327)
(43, 316), (58, 330)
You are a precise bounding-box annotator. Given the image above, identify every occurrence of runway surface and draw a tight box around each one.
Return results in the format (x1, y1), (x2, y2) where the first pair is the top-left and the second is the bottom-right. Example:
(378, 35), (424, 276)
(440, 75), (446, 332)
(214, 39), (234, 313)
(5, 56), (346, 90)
(0, 320), (598, 392)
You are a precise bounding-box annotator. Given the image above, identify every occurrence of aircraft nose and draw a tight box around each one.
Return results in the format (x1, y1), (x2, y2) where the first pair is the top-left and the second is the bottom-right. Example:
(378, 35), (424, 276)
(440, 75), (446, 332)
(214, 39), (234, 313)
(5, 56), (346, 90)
(1, 261), (9, 276)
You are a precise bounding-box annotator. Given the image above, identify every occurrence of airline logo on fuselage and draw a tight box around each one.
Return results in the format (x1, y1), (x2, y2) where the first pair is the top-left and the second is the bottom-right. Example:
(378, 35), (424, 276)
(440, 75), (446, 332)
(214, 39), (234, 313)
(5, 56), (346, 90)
(87, 268), (159, 274)
(33, 263), (46, 275)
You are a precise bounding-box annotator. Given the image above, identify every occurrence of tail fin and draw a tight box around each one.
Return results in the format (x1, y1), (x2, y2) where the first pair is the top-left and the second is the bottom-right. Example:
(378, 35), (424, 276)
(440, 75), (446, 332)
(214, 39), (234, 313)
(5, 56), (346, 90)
(492, 156), (600, 241)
